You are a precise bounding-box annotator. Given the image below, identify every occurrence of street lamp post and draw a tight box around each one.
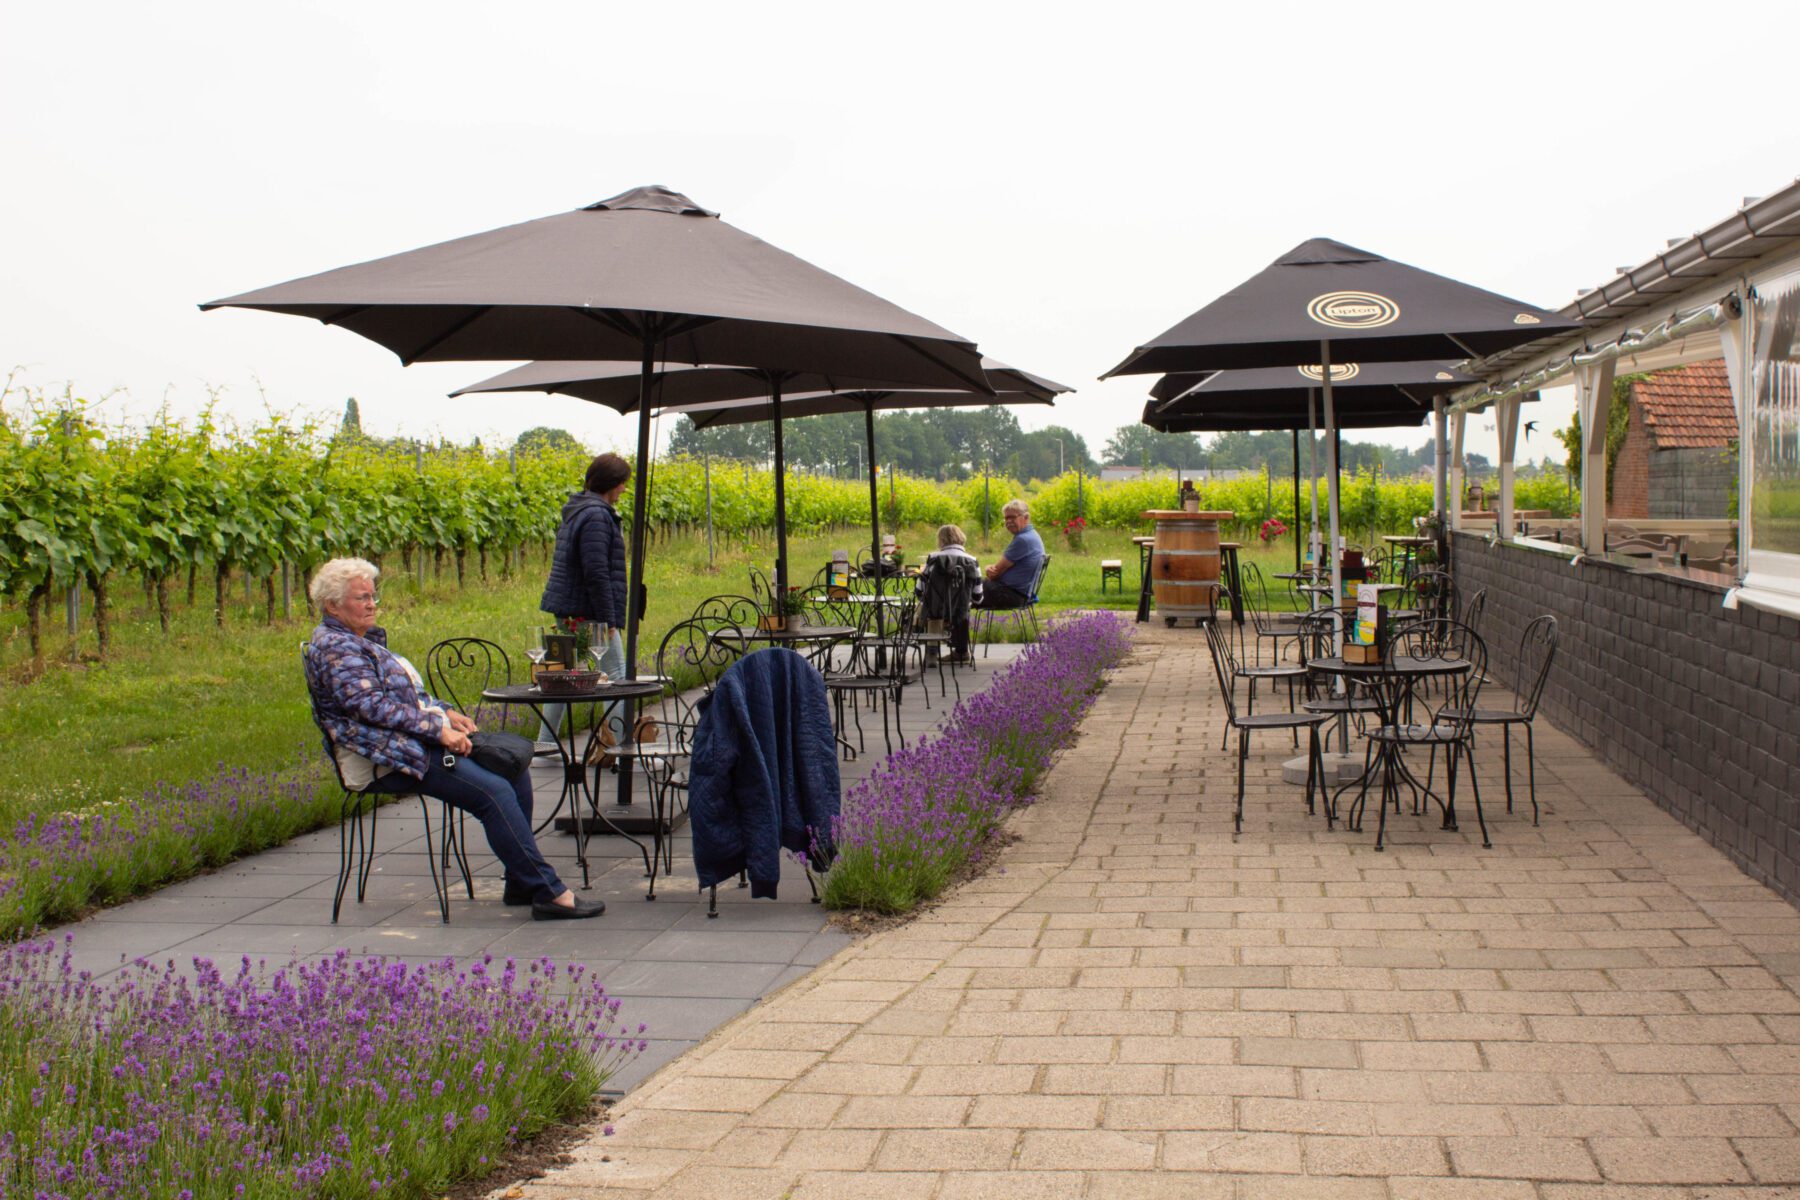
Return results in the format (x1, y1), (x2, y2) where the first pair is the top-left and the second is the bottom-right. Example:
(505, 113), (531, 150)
(1053, 437), (1064, 476)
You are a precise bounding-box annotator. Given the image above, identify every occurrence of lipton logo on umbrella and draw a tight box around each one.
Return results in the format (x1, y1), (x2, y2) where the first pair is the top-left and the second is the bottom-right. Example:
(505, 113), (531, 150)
(1435, 371), (1454, 380)
(1297, 363), (1361, 382)
(1513, 313), (1541, 325)
(1307, 291), (1401, 329)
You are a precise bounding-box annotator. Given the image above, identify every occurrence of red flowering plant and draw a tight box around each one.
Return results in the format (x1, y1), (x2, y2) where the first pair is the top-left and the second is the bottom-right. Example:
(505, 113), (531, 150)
(1259, 517), (1288, 545)
(1063, 515), (1086, 550)
(557, 616), (594, 661)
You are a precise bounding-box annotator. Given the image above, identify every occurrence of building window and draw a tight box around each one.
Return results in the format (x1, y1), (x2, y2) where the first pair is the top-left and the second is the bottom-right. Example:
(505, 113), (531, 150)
(1750, 266), (1800, 588)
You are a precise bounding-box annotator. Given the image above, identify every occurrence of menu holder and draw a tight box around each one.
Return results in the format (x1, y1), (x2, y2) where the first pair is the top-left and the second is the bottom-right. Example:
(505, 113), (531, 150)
(1343, 585), (1385, 663)
(542, 632), (579, 669)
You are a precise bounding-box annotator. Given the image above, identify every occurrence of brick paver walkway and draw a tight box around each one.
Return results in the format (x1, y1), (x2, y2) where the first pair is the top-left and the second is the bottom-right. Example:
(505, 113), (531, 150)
(502, 627), (1800, 1197)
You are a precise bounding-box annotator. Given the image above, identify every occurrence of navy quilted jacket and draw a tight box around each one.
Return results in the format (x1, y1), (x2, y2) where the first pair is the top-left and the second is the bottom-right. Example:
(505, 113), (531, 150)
(540, 492), (627, 627)
(688, 649), (841, 898)
(305, 615), (449, 780)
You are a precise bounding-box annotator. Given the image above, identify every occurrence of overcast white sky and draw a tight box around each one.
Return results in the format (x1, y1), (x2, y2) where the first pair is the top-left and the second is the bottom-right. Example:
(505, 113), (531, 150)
(4, 1), (1797, 468)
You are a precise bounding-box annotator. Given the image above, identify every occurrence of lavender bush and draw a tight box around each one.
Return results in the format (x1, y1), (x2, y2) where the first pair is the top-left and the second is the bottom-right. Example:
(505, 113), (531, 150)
(822, 611), (1131, 913)
(0, 754), (341, 939)
(0, 938), (642, 1199)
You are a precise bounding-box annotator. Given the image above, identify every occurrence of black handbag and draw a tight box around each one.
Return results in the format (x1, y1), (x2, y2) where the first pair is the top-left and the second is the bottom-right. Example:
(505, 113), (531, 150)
(464, 730), (535, 776)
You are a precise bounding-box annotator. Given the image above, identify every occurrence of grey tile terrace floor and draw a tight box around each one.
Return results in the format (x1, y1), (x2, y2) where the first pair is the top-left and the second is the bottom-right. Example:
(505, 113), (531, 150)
(498, 622), (1800, 1197)
(57, 645), (1021, 1093)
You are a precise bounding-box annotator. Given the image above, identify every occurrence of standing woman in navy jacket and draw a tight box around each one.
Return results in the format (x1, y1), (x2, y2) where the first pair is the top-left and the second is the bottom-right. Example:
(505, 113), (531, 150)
(540, 452), (632, 740)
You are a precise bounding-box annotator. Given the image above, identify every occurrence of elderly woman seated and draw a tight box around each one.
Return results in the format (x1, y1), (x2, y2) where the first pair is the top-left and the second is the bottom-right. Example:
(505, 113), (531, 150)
(305, 557), (604, 921)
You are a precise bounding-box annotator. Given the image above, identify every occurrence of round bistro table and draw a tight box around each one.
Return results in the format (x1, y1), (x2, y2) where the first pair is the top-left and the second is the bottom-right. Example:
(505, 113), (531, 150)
(482, 679), (666, 888)
(1308, 655), (1472, 851)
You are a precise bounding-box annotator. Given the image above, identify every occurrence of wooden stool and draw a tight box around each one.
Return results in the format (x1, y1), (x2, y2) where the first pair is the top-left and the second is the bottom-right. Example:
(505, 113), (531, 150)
(1100, 559), (1123, 593)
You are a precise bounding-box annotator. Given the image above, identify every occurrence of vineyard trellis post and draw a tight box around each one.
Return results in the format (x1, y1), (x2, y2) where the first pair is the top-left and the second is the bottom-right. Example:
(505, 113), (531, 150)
(982, 460), (991, 541)
(60, 414), (81, 639)
(414, 445), (426, 592)
(704, 450), (715, 569)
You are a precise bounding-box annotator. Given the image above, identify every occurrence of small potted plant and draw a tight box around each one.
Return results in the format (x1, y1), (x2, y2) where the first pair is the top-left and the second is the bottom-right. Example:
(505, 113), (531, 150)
(1063, 514), (1086, 551)
(780, 588), (808, 631)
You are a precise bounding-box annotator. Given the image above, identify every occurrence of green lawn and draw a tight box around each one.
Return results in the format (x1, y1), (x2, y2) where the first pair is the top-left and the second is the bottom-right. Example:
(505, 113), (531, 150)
(0, 524), (1316, 830)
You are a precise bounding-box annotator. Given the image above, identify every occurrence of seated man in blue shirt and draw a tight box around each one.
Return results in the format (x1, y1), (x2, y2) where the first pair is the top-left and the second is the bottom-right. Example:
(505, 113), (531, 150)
(976, 499), (1045, 610)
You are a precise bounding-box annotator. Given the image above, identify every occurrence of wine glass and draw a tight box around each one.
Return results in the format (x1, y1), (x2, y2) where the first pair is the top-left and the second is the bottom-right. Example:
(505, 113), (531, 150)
(525, 625), (548, 667)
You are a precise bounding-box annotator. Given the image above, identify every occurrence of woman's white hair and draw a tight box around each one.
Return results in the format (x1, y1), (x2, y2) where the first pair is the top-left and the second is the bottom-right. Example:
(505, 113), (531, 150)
(310, 557), (379, 610)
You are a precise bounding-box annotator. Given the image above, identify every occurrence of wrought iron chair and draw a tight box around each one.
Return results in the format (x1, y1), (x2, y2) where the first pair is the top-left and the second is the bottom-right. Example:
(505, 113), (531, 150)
(302, 643), (471, 923)
(972, 553), (1052, 657)
(1295, 609), (1382, 751)
(1239, 560), (1305, 660)
(1204, 616), (1332, 835)
(1207, 588), (1309, 751)
(424, 637), (557, 753)
(1440, 614), (1557, 825)
(602, 618), (741, 899)
(825, 612), (924, 759)
(1345, 618), (1489, 852)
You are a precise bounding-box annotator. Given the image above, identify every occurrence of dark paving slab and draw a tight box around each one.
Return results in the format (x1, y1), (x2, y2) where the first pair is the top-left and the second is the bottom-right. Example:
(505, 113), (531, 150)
(52, 644), (1022, 1094)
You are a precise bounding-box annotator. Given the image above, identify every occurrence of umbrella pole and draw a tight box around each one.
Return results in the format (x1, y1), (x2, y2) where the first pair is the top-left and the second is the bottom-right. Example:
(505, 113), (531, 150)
(771, 376), (788, 598)
(1307, 389), (1321, 572)
(618, 327), (657, 813)
(865, 402), (882, 603)
(625, 332), (656, 679)
(1322, 343), (1342, 652)
(1291, 430), (1301, 573)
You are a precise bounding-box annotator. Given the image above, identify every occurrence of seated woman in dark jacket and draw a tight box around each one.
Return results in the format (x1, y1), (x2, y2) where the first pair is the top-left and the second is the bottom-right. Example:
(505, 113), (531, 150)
(306, 557), (604, 921)
(916, 523), (983, 662)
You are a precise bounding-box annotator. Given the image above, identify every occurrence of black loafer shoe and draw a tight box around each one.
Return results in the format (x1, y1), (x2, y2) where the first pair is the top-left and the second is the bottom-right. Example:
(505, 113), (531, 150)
(532, 897), (607, 921)
(502, 883), (534, 907)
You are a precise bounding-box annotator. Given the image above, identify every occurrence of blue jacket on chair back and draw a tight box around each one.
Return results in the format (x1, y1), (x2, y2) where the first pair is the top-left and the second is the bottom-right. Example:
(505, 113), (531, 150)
(688, 648), (841, 898)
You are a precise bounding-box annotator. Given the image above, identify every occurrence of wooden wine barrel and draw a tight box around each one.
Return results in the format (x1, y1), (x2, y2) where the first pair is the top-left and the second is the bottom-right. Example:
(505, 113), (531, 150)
(1143, 510), (1230, 621)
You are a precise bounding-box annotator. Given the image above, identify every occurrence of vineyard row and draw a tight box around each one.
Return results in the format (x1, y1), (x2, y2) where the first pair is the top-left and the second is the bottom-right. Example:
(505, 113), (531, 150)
(1, 406), (1579, 656)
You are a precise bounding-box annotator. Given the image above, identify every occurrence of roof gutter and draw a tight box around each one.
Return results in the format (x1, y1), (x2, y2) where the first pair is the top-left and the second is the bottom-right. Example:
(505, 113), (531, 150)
(1449, 300), (1729, 415)
(1567, 183), (1800, 323)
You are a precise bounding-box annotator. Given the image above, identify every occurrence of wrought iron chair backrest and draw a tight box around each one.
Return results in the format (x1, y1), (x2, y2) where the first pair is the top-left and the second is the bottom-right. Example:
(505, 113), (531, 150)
(1203, 614), (1243, 724)
(1293, 608), (1341, 668)
(301, 643), (360, 793)
(1410, 568), (1459, 623)
(1385, 618), (1486, 738)
(1025, 553), (1052, 603)
(424, 637), (515, 726)
(746, 565), (776, 610)
(848, 603), (923, 684)
(1460, 588), (1487, 636)
(1514, 614), (1559, 719)
(651, 618), (737, 743)
(691, 593), (764, 631)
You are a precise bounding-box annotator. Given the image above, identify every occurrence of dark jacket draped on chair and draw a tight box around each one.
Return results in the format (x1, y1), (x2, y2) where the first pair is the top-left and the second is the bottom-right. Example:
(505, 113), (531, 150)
(688, 648), (840, 897)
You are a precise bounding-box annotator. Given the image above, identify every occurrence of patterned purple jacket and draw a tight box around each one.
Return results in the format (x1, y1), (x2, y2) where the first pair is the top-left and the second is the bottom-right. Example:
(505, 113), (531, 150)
(305, 615), (448, 780)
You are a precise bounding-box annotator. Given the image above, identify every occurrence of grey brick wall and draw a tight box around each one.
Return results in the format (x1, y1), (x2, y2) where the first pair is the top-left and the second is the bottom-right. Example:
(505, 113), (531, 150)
(1453, 533), (1800, 905)
(1650, 446), (1737, 520)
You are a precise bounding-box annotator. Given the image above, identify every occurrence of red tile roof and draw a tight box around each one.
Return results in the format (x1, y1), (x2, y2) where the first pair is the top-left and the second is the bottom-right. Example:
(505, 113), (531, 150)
(1628, 359), (1738, 449)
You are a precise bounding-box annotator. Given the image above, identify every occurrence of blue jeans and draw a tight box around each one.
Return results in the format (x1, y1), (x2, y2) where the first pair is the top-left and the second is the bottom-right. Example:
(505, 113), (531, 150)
(368, 742), (564, 902)
(540, 628), (629, 743)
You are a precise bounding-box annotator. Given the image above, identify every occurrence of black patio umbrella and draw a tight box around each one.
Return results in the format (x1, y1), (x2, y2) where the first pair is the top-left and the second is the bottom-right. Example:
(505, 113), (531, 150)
(1147, 361), (1472, 566)
(665, 374), (1068, 600)
(455, 358), (1068, 605)
(1148, 360), (1474, 407)
(1105, 238), (1578, 618)
(202, 184), (991, 678)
